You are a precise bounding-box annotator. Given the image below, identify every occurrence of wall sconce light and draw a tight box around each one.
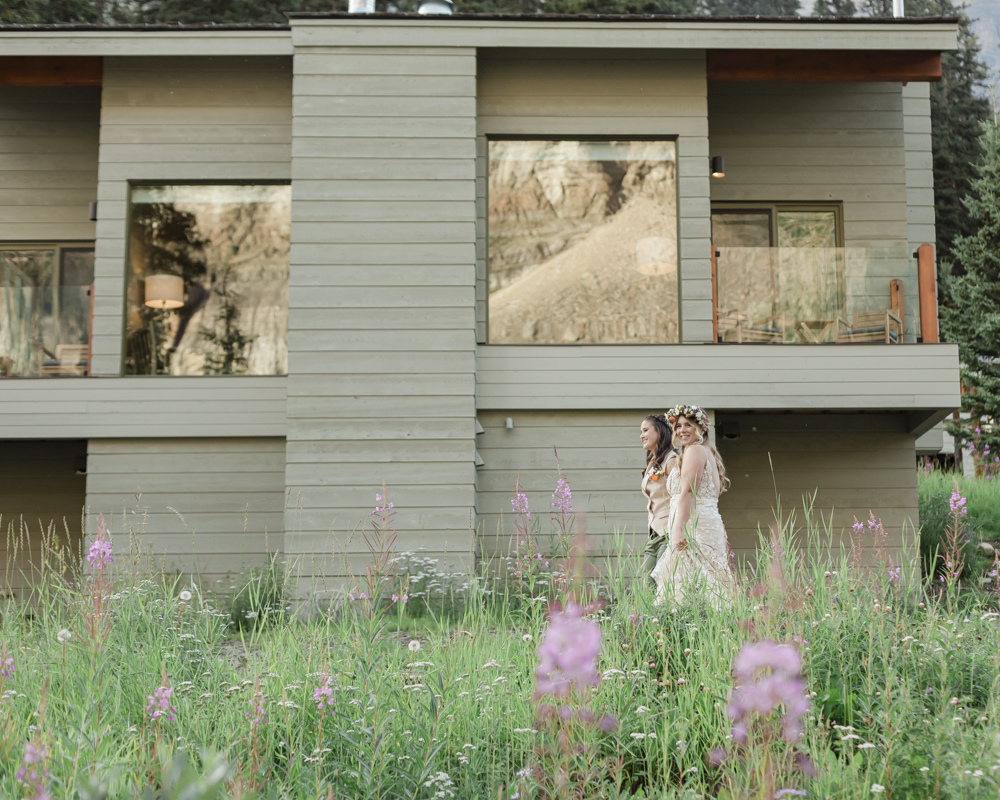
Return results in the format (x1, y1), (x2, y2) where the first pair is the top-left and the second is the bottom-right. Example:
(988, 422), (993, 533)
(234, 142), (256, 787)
(505, 417), (514, 430)
(711, 156), (725, 178)
(144, 274), (184, 309)
(88, 201), (98, 221)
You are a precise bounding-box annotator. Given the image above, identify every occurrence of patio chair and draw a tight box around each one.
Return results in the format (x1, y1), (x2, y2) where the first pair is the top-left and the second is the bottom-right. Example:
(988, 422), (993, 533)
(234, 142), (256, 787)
(40, 344), (89, 376)
(718, 308), (785, 343)
(126, 328), (157, 375)
(835, 310), (903, 344)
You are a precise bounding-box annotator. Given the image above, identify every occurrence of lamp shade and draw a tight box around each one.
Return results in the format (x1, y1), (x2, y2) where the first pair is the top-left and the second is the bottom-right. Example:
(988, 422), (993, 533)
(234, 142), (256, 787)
(418, 0), (455, 12)
(144, 274), (184, 309)
(711, 156), (725, 178)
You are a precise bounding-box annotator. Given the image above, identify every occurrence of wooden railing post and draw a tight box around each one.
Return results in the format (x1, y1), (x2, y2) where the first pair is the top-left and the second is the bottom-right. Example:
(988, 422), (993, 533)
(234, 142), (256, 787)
(916, 243), (938, 343)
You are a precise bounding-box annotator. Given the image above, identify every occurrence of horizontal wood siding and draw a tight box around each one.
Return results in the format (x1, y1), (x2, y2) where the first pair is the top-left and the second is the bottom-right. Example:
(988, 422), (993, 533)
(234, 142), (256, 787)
(286, 43), (478, 595)
(0, 376), (287, 438)
(476, 343), (960, 412)
(0, 439), (86, 600)
(717, 413), (917, 563)
(85, 438), (286, 587)
(476, 410), (917, 568)
(0, 86), (99, 241)
(91, 56), (292, 375)
(708, 81), (919, 338)
(477, 50), (713, 344)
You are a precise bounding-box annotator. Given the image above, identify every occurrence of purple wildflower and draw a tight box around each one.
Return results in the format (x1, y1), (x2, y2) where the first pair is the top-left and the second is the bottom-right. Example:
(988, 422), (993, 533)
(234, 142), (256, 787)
(247, 689), (267, 726)
(728, 641), (811, 744)
(313, 676), (337, 715)
(534, 602), (601, 699)
(1, 654), (14, 679)
(551, 477), (573, 515)
(87, 516), (113, 570)
(949, 491), (968, 519)
(15, 741), (50, 796)
(146, 685), (176, 722)
(512, 491), (531, 520)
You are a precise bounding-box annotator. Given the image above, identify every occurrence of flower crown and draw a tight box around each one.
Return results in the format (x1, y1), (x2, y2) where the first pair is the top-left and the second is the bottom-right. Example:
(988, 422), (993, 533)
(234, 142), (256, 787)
(666, 404), (710, 431)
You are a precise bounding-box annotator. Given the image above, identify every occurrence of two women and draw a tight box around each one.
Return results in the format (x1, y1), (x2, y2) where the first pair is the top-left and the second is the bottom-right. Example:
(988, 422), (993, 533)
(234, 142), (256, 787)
(641, 404), (735, 605)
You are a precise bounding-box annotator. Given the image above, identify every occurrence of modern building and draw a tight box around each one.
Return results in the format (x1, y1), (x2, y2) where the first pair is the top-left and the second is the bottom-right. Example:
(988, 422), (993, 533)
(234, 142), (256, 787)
(0, 14), (960, 598)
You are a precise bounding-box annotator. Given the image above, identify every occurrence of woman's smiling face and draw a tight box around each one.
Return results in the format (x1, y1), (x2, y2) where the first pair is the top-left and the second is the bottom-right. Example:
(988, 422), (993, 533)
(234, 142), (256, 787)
(640, 420), (659, 452)
(673, 415), (703, 447)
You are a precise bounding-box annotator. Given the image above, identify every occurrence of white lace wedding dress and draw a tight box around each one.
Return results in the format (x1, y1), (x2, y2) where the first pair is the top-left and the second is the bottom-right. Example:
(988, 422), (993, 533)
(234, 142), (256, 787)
(651, 456), (735, 606)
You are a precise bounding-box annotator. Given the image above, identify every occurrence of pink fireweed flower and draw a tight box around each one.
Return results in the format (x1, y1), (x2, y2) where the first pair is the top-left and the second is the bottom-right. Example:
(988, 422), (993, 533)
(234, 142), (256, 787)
(1, 654), (14, 679)
(15, 741), (50, 795)
(512, 491), (531, 519)
(949, 491), (968, 518)
(727, 641), (810, 744)
(146, 685), (176, 722)
(534, 602), (601, 699)
(247, 689), (267, 726)
(313, 676), (337, 716)
(87, 515), (113, 569)
(551, 477), (573, 514)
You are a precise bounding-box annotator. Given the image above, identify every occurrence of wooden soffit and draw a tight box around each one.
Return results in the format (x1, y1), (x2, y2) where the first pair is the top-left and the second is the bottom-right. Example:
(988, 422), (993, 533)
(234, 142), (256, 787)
(0, 56), (103, 87)
(707, 49), (941, 82)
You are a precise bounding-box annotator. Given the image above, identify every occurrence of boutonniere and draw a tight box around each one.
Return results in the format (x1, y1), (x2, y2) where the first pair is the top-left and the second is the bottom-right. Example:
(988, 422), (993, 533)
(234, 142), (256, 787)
(649, 466), (665, 482)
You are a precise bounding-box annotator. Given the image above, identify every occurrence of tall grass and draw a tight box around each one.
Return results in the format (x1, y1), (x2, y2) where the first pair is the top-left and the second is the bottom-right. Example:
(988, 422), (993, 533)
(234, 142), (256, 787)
(0, 481), (999, 799)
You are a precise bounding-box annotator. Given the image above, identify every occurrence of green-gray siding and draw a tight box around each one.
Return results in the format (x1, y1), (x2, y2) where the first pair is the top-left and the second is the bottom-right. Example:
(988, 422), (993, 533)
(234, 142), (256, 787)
(0, 86), (99, 242)
(475, 410), (915, 566)
(91, 56), (292, 376)
(476, 50), (713, 344)
(85, 438), (286, 586)
(286, 44), (478, 593)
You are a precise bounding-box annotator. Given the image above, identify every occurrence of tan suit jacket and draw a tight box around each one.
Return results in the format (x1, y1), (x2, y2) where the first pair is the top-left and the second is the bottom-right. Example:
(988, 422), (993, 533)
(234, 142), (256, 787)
(642, 464), (671, 536)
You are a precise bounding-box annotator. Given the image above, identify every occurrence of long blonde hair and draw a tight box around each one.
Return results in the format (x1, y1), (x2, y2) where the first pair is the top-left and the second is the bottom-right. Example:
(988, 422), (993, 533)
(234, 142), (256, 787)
(673, 423), (730, 494)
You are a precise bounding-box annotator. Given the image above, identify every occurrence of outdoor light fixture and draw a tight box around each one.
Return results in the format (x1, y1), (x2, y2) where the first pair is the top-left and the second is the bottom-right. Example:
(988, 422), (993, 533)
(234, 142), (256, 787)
(505, 417), (514, 430)
(144, 274), (184, 309)
(711, 156), (725, 178)
(88, 201), (98, 221)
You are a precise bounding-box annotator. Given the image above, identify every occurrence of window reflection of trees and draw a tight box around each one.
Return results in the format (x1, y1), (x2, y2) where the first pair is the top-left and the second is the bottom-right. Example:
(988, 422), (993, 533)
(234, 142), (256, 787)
(125, 186), (289, 376)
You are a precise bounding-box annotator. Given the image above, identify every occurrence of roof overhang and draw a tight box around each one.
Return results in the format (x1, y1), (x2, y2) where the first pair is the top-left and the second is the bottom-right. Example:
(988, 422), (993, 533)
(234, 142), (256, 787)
(0, 16), (957, 57)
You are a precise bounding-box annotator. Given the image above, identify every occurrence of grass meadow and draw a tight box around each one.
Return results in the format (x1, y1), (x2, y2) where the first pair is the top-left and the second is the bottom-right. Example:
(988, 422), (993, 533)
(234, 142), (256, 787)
(0, 471), (999, 800)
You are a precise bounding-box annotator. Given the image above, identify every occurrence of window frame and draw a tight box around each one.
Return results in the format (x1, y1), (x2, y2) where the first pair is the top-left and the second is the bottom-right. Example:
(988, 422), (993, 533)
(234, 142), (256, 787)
(120, 180), (292, 378)
(484, 135), (682, 346)
(710, 202), (845, 249)
(0, 241), (96, 379)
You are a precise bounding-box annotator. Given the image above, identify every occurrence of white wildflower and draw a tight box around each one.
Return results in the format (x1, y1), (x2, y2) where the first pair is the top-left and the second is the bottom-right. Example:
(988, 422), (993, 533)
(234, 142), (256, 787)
(858, 743), (876, 750)
(636, 706), (651, 714)
(871, 785), (885, 794)
(179, 590), (192, 602)
(522, 634), (532, 642)
(57, 629), (72, 643)
(408, 640), (421, 652)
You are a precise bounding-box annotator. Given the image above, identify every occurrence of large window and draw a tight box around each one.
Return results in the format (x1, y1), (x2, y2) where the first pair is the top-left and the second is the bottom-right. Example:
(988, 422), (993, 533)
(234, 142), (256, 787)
(1, 244), (94, 377)
(488, 140), (679, 344)
(124, 184), (290, 376)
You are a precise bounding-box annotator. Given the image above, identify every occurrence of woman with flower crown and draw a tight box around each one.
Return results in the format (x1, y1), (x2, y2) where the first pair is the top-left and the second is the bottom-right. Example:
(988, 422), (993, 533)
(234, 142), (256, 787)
(650, 404), (735, 606)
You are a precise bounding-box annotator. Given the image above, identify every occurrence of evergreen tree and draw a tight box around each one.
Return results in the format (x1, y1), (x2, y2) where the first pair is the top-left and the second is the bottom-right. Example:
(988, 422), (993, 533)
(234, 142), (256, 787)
(941, 121), (1000, 452)
(1, 0), (99, 23)
(811, 0), (856, 17)
(857, 0), (990, 268)
(702, 0), (799, 14)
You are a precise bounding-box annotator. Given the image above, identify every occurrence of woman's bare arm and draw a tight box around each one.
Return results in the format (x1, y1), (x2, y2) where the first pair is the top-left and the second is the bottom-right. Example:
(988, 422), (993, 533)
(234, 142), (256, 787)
(670, 445), (707, 549)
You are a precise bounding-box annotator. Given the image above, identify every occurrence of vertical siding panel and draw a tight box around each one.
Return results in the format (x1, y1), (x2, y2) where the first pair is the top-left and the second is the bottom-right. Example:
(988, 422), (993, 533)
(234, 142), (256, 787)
(0, 86), (99, 241)
(286, 45), (478, 593)
(903, 81), (935, 342)
(476, 51), (710, 344)
(85, 438), (286, 586)
(92, 56), (292, 376)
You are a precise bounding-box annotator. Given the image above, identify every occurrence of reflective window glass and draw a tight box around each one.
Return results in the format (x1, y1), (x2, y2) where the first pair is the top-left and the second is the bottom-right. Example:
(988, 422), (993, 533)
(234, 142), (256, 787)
(488, 140), (679, 344)
(124, 184), (290, 376)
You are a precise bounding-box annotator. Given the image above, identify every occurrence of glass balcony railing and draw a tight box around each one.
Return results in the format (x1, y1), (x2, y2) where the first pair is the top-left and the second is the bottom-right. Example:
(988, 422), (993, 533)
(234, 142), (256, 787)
(0, 285), (93, 377)
(713, 247), (923, 344)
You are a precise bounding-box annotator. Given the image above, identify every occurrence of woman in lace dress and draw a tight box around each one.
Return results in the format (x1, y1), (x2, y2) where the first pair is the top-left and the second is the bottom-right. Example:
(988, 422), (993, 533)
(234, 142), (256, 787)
(651, 404), (735, 606)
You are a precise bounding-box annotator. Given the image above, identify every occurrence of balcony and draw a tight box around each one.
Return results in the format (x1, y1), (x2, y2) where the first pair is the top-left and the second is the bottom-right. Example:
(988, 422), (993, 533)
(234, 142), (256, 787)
(1, 247), (94, 378)
(711, 245), (936, 346)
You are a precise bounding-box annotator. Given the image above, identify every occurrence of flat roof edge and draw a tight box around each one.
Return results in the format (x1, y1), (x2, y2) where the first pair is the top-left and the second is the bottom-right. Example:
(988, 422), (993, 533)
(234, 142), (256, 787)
(0, 23), (290, 31)
(285, 11), (958, 23)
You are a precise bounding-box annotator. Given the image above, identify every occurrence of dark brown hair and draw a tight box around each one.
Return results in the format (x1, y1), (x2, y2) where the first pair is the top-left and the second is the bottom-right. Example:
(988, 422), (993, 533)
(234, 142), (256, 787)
(643, 414), (675, 473)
